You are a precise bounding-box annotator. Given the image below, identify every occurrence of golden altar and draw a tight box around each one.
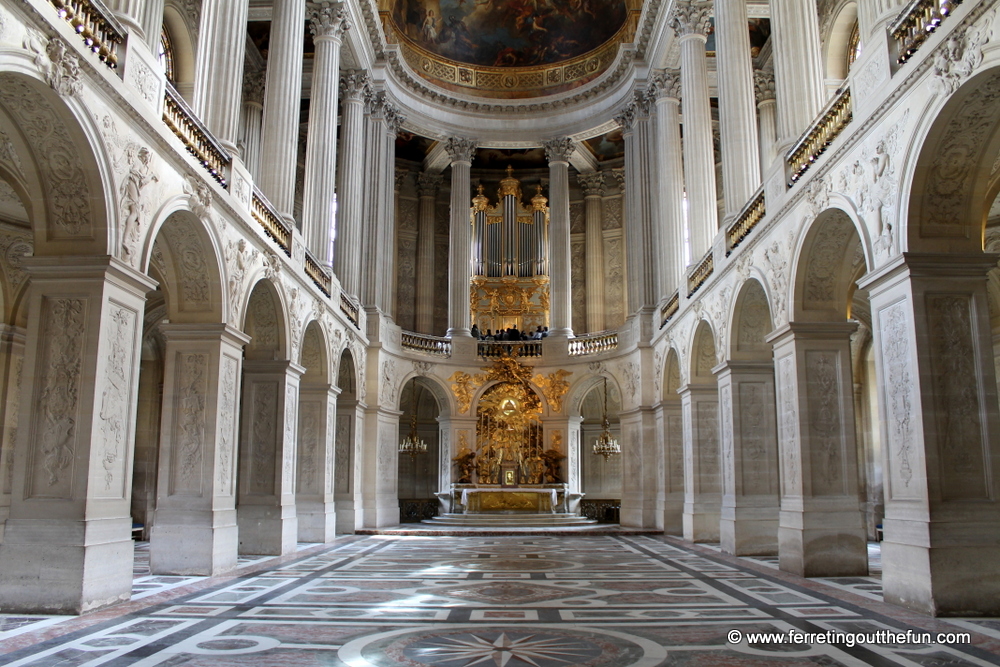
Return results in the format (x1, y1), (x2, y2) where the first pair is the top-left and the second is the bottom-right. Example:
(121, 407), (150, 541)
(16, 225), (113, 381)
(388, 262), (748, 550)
(455, 484), (567, 514)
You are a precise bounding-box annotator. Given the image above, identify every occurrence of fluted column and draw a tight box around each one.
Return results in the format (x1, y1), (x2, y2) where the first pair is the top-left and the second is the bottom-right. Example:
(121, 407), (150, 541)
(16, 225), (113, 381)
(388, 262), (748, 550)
(859, 0), (905, 41)
(334, 72), (369, 297)
(770, 0), (825, 146)
(754, 67), (779, 175)
(379, 109), (403, 315)
(416, 172), (442, 334)
(578, 171), (606, 333)
(259, 0), (308, 222)
(715, 0), (761, 217)
(671, 1), (717, 265)
(240, 70), (265, 181)
(544, 138), (575, 337)
(141, 0), (166, 49)
(445, 138), (476, 337)
(651, 70), (685, 297)
(302, 2), (350, 263)
(193, 0), (249, 152)
(107, 0), (144, 37)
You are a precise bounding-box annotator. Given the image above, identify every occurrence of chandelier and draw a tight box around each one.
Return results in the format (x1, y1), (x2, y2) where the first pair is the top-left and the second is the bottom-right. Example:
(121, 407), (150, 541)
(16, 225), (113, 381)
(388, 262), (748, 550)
(399, 385), (427, 459)
(593, 377), (620, 459)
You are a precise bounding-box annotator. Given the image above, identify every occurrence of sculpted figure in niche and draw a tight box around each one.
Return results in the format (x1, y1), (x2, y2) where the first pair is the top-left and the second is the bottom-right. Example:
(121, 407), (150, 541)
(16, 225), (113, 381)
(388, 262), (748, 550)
(453, 442), (476, 483)
(121, 146), (158, 262)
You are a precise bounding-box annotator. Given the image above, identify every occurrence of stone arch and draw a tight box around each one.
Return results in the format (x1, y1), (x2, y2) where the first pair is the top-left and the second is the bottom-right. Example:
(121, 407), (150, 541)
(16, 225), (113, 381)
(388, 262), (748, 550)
(904, 66), (1000, 253)
(336, 346), (359, 398)
(397, 375), (445, 518)
(397, 372), (453, 418)
(0, 66), (112, 257)
(791, 207), (869, 322)
(567, 371), (625, 418)
(162, 3), (197, 99)
(822, 0), (859, 82)
(729, 278), (775, 361)
(146, 208), (225, 323)
(300, 320), (330, 385)
(689, 319), (718, 383)
(242, 279), (288, 360)
(663, 348), (682, 401)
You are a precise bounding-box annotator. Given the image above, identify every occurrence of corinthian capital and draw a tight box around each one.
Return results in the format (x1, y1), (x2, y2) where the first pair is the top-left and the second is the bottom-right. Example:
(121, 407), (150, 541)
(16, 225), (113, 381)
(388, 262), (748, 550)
(445, 137), (477, 164)
(243, 68), (265, 106)
(340, 70), (370, 100)
(613, 104), (636, 132)
(754, 66), (776, 103)
(309, 1), (351, 39)
(543, 137), (576, 163)
(418, 171), (443, 197)
(650, 68), (682, 101)
(577, 171), (605, 197)
(669, 0), (712, 39)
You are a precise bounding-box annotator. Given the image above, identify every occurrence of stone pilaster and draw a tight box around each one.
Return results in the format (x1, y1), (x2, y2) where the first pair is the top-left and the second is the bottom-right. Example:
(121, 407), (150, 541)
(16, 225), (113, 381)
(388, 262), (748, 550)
(671, 0), (717, 265)
(768, 322), (868, 577)
(0, 257), (156, 613)
(860, 254), (1000, 615)
(651, 70), (685, 297)
(296, 384), (339, 543)
(237, 360), (304, 556)
(259, 0), (308, 222)
(334, 396), (365, 533)
(754, 67), (778, 176)
(445, 137), (476, 338)
(334, 72), (369, 297)
(150, 324), (250, 575)
(680, 383), (721, 541)
(657, 398), (684, 534)
(361, 404), (402, 528)
(416, 172), (442, 334)
(302, 2), (350, 264)
(769, 0), (826, 146)
(619, 406), (660, 529)
(577, 171), (606, 333)
(544, 137), (575, 337)
(193, 0), (250, 152)
(715, 361), (780, 556)
(715, 0), (761, 217)
(240, 70), (265, 181)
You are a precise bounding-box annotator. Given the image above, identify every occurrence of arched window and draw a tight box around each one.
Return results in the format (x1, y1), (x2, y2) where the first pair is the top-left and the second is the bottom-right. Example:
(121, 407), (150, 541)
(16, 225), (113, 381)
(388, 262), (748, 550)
(846, 20), (861, 71)
(158, 27), (176, 84)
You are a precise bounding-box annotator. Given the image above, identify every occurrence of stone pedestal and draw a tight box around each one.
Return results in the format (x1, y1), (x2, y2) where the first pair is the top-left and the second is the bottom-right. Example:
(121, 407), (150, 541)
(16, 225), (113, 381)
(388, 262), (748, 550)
(296, 384), (339, 543)
(680, 383), (721, 542)
(237, 360), (303, 555)
(0, 257), (155, 613)
(715, 361), (780, 555)
(150, 324), (249, 575)
(861, 253), (1000, 615)
(768, 322), (868, 577)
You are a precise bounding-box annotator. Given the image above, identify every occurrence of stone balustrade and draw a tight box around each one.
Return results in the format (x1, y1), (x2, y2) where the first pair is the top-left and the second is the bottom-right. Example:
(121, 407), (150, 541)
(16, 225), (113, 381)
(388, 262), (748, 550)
(250, 186), (292, 256)
(786, 86), (853, 185)
(163, 83), (231, 188)
(568, 331), (619, 356)
(892, 0), (964, 64)
(401, 331), (452, 356)
(49, 0), (124, 69)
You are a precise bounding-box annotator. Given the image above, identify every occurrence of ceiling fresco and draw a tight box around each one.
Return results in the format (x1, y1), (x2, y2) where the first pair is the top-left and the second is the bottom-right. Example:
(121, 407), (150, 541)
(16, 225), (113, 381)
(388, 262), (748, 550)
(582, 129), (625, 162)
(390, 0), (629, 68)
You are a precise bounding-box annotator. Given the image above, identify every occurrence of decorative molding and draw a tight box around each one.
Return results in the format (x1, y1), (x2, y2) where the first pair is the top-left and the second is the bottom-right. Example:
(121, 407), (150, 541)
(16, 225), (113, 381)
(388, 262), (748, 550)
(543, 137), (575, 163)
(444, 137), (477, 164)
(309, 1), (352, 41)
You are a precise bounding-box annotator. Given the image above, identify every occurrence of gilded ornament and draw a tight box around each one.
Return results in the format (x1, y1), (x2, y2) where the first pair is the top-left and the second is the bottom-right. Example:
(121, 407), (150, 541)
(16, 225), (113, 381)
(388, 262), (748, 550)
(532, 369), (573, 413)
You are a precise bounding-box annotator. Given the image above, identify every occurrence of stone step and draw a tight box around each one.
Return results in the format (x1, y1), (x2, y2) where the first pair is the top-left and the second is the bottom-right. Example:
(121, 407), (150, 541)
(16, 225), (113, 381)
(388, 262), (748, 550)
(421, 513), (599, 527)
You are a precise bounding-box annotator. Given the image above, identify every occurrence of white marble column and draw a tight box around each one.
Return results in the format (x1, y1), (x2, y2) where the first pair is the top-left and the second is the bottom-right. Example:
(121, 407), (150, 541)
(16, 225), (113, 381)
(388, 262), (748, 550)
(334, 72), (369, 297)
(715, 0), (761, 217)
(416, 172), (442, 334)
(544, 137), (575, 337)
(237, 360), (304, 556)
(859, 0), (905, 41)
(150, 324), (250, 575)
(445, 137), (476, 338)
(651, 70), (685, 297)
(302, 2), (350, 263)
(680, 383), (721, 541)
(107, 0), (144, 37)
(861, 254), (1000, 615)
(379, 110), (403, 316)
(715, 361), (780, 556)
(240, 70), (265, 182)
(296, 384), (339, 542)
(0, 257), (156, 613)
(768, 322), (868, 577)
(577, 171), (606, 333)
(754, 67), (779, 176)
(769, 0), (826, 146)
(671, 1), (717, 265)
(193, 0), (249, 152)
(259, 0), (307, 222)
(141, 0), (166, 49)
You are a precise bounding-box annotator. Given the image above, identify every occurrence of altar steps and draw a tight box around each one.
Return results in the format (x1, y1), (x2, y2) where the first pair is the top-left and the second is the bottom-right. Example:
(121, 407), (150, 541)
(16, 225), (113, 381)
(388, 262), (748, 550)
(420, 512), (599, 527)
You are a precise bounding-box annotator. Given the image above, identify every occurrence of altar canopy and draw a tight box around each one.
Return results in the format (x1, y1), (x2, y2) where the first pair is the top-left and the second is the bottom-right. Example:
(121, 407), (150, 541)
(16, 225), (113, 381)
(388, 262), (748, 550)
(470, 167), (550, 333)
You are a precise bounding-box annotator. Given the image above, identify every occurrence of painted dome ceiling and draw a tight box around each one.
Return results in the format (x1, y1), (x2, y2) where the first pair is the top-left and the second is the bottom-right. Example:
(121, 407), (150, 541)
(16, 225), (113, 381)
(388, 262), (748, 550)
(385, 0), (638, 98)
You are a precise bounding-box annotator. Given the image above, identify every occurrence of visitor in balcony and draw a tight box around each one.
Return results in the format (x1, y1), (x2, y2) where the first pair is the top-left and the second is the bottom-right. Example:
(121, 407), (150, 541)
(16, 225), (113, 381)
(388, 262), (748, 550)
(471, 323), (481, 339)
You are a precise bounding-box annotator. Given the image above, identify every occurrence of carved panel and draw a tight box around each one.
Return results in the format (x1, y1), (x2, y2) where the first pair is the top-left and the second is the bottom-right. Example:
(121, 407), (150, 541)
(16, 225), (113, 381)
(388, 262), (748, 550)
(397, 235), (417, 331)
(571, 240), (586, 334)
(171, 352), (207, 496)
(604, 236), (625, 328)
(696, 400), (719, 494)
(603, 197), (622, 230)
(298, 401), (322, 493)
(246, 287), (279, 353)
(720, 384), (734, 495)
(806, 350), (844, 495)
(666, 413), (683, 493)
(434, 238), (449, 334)
(284, 384), (297, 486)
(217, 355), (238, 495)
(879, 301), (919, 499)
(98, 304), (137, 498)
(737, 284), (771, 353)
(248, 381), (278, 495)
(335, 413), (352, 494)
(738, 382), (768, 495)
(805, 218), (853, 307)
(927, 294), (989, 500)
(162, 219), (211, 311)
(570, 202), (585, 234)
(28, 298), (85, 499)
(777, 355), (800, 496)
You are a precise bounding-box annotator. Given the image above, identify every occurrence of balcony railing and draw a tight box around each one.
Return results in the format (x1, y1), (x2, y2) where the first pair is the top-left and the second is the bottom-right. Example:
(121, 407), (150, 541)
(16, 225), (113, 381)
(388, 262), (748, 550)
(660, 290), (679, 329)
(786, 87), (853, 186)
(250, 187), (292, 256)
(892, 0), (963, 64)
(163, 83), (230, 188)
(478, 341), (543, 358)
(48, 0), (124, 70)
(304, 249), (331, 297)
(402, 332), (452, 356)
(568, 331), (619, 356)
(726, 188), (766, 255)
(340, 292), (360, 329)
(687, 251), (714, 297)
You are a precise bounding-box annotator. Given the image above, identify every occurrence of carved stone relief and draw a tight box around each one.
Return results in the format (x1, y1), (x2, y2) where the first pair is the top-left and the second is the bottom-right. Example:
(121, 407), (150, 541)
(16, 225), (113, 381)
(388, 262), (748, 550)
(571, 241), (586, 334)
(23, 34), (82, 98)
(246, 287), (279, 353)
(763, 234), (791, 324)
(621, 362), (639, 401)
(932, 10), (995, 95)
(284, 384), (297, 486)
(696, 400), (719, 494)
(225, 239), (259, 324)
(173, 352), (207, 495)
(777, 355), (800, 496)
(603, 197), (622, 230)
(879, 301), (918, 498)
(739, 382), (767, 494)
(335, 414), (351, 494)
(249, 381), (278, 495)
(127, 55), (159, 105)
(299, 401), (321, 493)
(805, 217), (853, 306)
(218, 355), (238, 495)
(397, 235), (416, 330)
(99, 305), (136, 496)
(604, 237), (625, 328)
(720, 384), (734, 495)
(806, 350), (843, 495)
(380, 358), (401, 406)
(737, 284), (771, 352)
(161, 219), (211, 310)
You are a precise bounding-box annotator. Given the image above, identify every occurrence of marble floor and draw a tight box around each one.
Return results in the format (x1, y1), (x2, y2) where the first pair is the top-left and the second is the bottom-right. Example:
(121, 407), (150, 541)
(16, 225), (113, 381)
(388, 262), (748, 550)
(1, 534), (999, 666)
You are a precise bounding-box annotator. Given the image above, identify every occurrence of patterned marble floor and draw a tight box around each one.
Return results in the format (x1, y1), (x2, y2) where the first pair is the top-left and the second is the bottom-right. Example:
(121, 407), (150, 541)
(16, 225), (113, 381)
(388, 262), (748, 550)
(1, 534), (999, 666)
